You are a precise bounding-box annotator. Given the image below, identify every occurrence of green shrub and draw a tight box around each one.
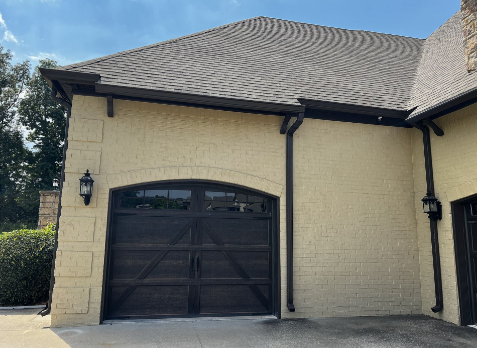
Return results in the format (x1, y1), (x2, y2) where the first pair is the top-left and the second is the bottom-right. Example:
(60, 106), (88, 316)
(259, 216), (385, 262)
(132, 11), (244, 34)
(0, 224), (55, 306)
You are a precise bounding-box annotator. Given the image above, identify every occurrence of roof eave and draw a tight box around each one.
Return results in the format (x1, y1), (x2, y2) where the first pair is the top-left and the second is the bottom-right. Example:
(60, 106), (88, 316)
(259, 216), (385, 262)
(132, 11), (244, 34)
(298, 98), (412, 119)
(39, 68), (101, 85)
(406, 87), (477, 123)
(95, 84), (305, 114)
(40, 68), (306, 115)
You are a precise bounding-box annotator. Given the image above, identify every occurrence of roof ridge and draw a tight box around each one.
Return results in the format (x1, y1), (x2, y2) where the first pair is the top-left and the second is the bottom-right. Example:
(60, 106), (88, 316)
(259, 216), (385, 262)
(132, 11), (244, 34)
(60, 16), (265, 71)
(258, 15), (425, 40)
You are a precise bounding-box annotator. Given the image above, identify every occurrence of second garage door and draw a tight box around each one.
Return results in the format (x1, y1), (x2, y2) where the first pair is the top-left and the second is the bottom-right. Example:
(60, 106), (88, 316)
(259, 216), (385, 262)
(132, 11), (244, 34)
(103, 182), (278, 320)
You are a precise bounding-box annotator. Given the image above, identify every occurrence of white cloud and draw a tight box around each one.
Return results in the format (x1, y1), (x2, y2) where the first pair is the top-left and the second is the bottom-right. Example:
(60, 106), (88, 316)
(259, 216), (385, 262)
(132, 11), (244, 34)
(27, 52), (55, 60)
(0, 13), (6, 29)
(27, 51), (74, 65)
(0, 12), (18, 44)
(4, 30), (18, 43)
(27, 52), (59, 61)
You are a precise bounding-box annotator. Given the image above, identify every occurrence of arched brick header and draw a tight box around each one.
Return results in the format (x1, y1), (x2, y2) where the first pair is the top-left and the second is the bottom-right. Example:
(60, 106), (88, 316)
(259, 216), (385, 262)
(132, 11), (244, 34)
(105, 166), (284, 198)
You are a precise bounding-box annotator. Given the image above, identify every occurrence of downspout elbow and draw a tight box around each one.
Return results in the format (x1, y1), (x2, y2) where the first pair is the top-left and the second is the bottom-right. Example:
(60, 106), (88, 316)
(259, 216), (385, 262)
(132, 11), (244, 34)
(431, 301), (443, 313)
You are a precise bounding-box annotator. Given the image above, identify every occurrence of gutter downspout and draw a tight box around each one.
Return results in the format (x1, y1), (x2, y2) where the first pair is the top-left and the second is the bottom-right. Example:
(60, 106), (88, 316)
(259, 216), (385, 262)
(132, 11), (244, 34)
(39, 85), (72, 316)
(285, 112), (304, 312)
(413, 122), (444, 313)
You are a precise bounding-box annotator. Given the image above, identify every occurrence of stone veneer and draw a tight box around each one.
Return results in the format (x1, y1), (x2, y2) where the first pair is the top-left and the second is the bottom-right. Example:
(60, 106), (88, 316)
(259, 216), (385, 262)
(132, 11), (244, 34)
(38, 191), (59, 229)
(462, 0), (477, 71)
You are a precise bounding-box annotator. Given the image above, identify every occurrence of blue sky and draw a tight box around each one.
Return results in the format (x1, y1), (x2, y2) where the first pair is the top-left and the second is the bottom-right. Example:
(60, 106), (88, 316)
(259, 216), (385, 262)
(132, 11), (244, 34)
(0, 0), (459, 67)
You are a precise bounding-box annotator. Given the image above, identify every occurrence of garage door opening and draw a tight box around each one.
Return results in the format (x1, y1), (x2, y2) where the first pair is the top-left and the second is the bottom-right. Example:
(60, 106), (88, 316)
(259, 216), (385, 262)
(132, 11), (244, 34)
(452, 195), (477, 326)
(101, 181), (280, 321)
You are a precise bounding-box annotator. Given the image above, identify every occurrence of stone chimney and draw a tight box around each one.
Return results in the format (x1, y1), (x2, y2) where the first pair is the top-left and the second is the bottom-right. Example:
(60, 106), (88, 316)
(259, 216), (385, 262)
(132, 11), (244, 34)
(462, 0), (477, 71)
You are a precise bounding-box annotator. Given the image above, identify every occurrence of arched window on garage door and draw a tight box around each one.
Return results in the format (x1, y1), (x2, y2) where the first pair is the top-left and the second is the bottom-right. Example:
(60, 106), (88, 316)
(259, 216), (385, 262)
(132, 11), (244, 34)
(101, 181), (280, 321)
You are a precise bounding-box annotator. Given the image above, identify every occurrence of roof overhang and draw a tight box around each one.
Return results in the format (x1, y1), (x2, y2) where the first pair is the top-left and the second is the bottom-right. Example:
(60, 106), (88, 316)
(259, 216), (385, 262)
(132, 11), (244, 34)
(298, 98), (412, 119)
(39, 69), (305, 115)
(406, 87), (477, 123)
(40, 68), (101, 85)
(95, 84), (305, 114)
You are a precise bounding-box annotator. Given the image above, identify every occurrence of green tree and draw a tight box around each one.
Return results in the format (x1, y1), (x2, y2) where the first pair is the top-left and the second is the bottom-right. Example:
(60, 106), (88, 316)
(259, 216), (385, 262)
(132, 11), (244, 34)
(0, 45), (30, 227)
(17, 59), (66, 224)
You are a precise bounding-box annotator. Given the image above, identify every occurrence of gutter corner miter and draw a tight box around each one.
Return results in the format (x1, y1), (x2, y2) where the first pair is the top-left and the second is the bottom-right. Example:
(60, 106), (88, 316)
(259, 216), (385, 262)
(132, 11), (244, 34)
(409, 118), (444, 313)
(38, 80), (72, 317)
(284, 112), (304, 312)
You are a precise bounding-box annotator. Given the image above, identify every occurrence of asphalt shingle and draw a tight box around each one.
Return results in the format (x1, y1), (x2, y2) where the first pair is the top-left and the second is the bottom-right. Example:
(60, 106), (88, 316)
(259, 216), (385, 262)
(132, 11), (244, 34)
(408, 12), (477, 119)
(60, 16), (425, 112)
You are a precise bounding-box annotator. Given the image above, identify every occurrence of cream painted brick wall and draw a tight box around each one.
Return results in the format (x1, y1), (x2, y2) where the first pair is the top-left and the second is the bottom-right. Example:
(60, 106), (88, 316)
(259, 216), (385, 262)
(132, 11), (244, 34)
(52, 95), (421, 326)
(412, 103), (477, 324)
(291, 120), (421, 318)
(64, 149), (101, 175)
(58, 217), (95, 242)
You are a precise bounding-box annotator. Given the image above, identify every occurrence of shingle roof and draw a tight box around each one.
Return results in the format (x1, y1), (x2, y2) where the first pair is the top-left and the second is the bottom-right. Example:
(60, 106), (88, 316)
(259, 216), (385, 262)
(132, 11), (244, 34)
(59, 16), (424, 112)
(408, 12), (477, 119)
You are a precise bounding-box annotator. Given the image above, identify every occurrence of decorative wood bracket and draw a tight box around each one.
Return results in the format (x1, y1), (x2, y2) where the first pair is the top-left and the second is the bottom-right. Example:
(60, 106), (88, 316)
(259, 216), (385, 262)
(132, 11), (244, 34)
(280, 114), (292, 134)
(422, 118), (444, 136)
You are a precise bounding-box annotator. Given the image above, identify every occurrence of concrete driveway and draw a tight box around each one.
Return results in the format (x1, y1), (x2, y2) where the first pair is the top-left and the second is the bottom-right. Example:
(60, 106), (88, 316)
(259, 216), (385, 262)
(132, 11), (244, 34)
(1, 309), (477, 348)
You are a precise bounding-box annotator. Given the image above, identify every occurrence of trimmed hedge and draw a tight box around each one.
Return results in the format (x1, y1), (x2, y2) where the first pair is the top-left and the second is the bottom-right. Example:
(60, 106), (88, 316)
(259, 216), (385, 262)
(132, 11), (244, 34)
(0, 224), (55, 306)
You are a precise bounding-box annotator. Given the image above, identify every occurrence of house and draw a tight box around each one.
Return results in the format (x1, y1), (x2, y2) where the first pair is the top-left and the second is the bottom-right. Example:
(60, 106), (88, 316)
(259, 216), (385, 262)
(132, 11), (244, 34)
(39, 2), (477, 327)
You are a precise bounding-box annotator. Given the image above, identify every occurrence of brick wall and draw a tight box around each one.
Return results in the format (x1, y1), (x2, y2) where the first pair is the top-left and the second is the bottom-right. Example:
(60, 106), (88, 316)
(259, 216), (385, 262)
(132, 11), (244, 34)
(293, 120), (421, 317)
(51, 95), (422, 326)
(38, 191), (59, 229)
(412, 102), (477, 324)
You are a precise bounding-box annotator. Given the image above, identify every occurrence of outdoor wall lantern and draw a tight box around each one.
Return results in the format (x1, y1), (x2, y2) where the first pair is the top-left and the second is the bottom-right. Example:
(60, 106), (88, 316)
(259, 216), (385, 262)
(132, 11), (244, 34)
(79, 170), (94, 206)
(53, 178), (59, 191)
(422, 192), (442, 221)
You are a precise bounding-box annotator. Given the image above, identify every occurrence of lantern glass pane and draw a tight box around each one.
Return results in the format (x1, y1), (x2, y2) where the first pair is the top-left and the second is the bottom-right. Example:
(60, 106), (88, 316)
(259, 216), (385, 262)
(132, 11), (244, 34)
(429, 201), (438, 212)
(80, 182), (91, 195)
(423, 202), (430, 213)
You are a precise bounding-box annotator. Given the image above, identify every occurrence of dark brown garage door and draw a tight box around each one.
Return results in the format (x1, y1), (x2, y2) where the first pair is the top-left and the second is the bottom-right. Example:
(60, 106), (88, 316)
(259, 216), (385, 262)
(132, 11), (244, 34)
(103, 182), (278, 320)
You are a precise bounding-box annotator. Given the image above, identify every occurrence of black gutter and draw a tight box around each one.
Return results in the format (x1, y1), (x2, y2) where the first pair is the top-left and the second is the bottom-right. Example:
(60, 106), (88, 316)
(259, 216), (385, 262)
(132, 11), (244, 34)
(304, 109), (412, 128)
(285, 112), (304, 312)
(298, 98), (411, 119)
(95, 83), (305, 114)
(413, 122), (444, 313)
(39, 84), (72, 316)
(40, 68), (100, 85)
(41, 69), (304, 114)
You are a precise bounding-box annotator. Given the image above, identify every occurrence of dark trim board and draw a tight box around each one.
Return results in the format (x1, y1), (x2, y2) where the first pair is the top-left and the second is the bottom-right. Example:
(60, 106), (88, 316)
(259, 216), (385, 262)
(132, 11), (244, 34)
(96, 84), (305, 114)
(40, 68), (100, 85)
(452, 193), (477, 326)
(73, 88), (414, 129)
(305, 109), (413, 128)
(299, 98), (411, 119)
(73, 89), (290, 117)
(41, 68), (477, 129)
(408, 88), (477, 123)
(100, 179), (281, 323)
